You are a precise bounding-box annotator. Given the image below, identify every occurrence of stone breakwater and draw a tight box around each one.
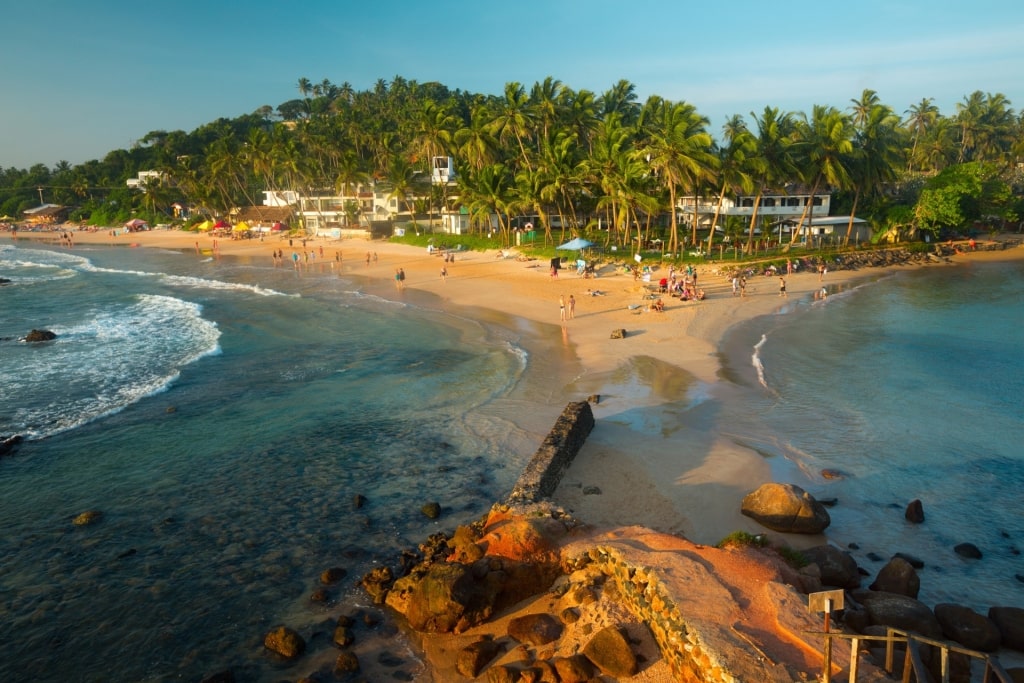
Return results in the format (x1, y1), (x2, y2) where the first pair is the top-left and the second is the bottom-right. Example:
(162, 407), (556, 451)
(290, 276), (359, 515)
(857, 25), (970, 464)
(507, 401), (595, 504)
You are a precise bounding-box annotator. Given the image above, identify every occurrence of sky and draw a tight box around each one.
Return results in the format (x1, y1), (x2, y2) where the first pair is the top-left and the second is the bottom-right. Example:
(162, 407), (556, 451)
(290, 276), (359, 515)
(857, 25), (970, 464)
(2, 0), (1022, 170)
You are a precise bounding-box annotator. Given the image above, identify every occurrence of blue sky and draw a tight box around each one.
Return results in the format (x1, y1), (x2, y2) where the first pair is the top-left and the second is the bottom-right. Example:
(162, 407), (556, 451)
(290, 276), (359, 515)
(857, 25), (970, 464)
(2, 0), (1022, 170)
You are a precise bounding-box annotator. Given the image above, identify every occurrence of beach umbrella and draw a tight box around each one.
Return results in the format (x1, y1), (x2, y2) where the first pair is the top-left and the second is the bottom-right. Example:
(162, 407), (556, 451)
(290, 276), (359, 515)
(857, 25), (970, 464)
(196, 220), (213, 231)
(124, 218), (147, 228)
(556, 237), (594, 251)
(232, 221), (250, 233)
(271, 222), (284, 231)
(213, 219), (229, 229)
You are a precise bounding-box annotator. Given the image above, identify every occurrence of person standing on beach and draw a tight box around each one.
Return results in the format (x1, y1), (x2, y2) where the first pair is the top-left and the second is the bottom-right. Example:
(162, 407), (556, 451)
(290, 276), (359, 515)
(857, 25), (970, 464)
(399, 268), (406, 288)
(739, 276), (747, 298)
(395, 269), (402, 289)
(365, 251), (371, 267)
(291, 251), (299, 269)
(732, 275), (739, 297)
(559, 295), (566, 321)
(779, 276), (787, 297)
(568, 294), (576, 319)
(440, 264), (447, 281)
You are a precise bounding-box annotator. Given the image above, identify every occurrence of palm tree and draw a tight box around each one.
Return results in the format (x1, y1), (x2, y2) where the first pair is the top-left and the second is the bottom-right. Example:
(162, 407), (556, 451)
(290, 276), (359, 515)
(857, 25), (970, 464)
(903, 98), (939, 172)
(455, 104), (499, 171)
(639, 98), (714, 254)
(849, 89), (881, 129)
(529, 76), (564, 145)
(790, 105), (855, 244)
(746, 107), (797, 251)
(845, 103), (903, 244)
(458, 163), (513, 240)
(488, 82), (535, 171)
(709, 115), (756, 250)
(599, 79), (640, 127)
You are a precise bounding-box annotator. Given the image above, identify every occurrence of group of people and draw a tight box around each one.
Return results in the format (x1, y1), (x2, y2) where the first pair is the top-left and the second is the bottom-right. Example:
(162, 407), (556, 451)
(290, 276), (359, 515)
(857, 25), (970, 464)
(558, 294), (576, 321)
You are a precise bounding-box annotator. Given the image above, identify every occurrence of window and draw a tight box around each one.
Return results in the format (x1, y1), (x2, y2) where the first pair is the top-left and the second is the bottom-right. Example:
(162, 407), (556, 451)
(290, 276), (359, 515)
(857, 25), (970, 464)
(763, 198), (776, 207)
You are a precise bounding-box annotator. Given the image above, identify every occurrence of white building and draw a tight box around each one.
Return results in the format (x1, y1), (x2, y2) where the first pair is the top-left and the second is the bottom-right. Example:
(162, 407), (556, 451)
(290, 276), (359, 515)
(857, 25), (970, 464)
(126, 170), (165, 190)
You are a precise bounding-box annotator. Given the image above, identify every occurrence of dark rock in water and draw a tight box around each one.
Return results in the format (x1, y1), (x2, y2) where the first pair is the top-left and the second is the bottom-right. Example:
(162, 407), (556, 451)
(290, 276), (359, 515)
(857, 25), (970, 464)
(310, 588), (330, 604)
(320, 566), (347, 584)
(165, 406), (177, 413)
(866, 552), (884, 562)
(352, 493), (367, 509)
(848, 542), (860, 550)
(821, 468), (846, 480)
(1017, 574), (1024, 584)
(870, 557), (920, 598)
(0, 434), (23, 457)
(582, 485), (602, 495)
(263, 626), (305, 660)
(818, 497), (838, 507)
(421, 501), (441, 519)
(954, 542), (983, 559)
(905, 499), (925, 524)
(587, 394), (601, 404)
(334, 650), (360, 675)
(740, 482), (831, 534)
(893, 552), (925, 569)
(72, 510), (102, 526)
(332, 624), (353, 647)
(199, 670), (235, 683)
(0, 277), (11, 285)
(988, 606), (1024, 651)
(117, 548), (137, 560)
(360, 566), (394, 605)
(24, 329), (57, 342)
(377, 651), (405, 667)
(935, 603), (1001, 652)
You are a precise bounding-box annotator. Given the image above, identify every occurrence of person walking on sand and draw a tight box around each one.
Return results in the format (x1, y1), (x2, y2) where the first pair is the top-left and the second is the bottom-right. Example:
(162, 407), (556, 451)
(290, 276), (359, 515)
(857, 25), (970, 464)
(779, 276), (787, 297)
(731, 275), (739, 297)
(398, 268), (406, 288)
(739, 276), (747, 298)
(559, 295), (566, 321)
(440, 264), (447, 281)
(568, 294), (576, 319)
(365, 251), (371, 267)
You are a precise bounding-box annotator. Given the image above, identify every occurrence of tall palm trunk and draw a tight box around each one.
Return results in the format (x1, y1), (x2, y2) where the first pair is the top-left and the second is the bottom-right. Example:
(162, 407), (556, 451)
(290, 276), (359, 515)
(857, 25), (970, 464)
(745, 189), (763, 253)
(790, 177), (822, 245)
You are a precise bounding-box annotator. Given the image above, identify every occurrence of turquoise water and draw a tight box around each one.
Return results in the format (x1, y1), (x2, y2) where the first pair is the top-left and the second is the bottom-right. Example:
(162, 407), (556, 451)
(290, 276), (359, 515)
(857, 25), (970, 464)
(719, 259), (1024, 610)
(0, 241), (568, 682)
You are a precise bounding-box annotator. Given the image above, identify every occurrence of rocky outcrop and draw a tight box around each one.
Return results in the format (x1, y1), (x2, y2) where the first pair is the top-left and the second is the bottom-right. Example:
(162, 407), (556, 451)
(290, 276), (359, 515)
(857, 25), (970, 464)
(851, 590), (942, 638)
(802, 544), (861, 589)
(24, 329), (56, 342)
(934, 604), (1001, 652)
(507, 613), (563, 646)
(508, 401), (594, 504)
(989, 606), (1024, 651)
(455, 638), (503, 678)
(582, 625), (638, 678)
(741, 482), (831, 534)
(870, 557), (920, 598)
(0, 435), (23, 458)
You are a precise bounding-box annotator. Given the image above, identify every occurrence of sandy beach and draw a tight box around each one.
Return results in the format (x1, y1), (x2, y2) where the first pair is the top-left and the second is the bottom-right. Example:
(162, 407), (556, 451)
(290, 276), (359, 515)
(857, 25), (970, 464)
(9, 226), (1020, 548)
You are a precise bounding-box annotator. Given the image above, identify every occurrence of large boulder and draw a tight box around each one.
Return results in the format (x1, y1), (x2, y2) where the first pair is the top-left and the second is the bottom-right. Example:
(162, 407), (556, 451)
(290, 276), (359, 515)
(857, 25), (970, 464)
(869, 557), (920, 598)
(935, 604), (1001, 652)
(386, 562), (492, 633)
(741, 483), (831, 534)
(455, 637), (502, 678)
(802, 545), (861, 589)
(851, 590), (941, 638)
(582, 625), (637, 678)
(989, 606), (1024, 651)
(905, 499), (925, 523)
(507, 612), (563, 645)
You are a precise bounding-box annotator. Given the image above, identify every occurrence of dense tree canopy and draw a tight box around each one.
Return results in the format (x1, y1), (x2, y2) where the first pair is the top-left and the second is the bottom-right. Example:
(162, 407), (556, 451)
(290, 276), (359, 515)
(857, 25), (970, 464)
(2, 78), (1022, 242)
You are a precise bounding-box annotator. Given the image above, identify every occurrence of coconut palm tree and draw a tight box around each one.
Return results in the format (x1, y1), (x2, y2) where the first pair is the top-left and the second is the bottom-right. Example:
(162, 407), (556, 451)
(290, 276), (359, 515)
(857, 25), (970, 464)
(790, 105), (855, 244)
(455, 104), (499, 171)
(709, 115), (756, 249)
(844, 103), (903, 244)
(488, 82), (536, 172)
(746, 107), (797, 251)
(903, 97), (939, 172)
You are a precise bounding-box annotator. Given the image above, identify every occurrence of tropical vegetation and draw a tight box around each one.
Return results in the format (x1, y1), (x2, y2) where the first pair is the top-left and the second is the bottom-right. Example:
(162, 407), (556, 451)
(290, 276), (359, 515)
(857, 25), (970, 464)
(2, 77), (1023, 249)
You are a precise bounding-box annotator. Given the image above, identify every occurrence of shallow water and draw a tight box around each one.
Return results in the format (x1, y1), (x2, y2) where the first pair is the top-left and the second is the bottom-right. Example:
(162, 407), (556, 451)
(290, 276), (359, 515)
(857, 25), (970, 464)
(717, 260), (1024, 610)
(0, 242), (576, 682)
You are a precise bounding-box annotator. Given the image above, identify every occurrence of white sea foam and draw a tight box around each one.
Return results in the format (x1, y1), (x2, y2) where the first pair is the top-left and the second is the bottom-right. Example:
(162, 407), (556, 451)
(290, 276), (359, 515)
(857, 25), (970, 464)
(0, 294), (221, 440)
(751, 333), (771, 390)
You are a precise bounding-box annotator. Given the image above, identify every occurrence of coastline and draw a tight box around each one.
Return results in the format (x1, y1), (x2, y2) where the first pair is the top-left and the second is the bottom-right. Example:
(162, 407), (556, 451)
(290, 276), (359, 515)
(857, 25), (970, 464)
(7, 228), (1020, 544)
(6, 227), (1023, 680)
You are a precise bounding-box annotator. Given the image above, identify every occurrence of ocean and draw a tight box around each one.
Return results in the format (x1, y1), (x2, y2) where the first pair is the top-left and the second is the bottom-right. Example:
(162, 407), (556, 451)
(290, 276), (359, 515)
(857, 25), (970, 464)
(717, 257), (1024, 611)
(2, 240), (1022, 681)
(0, 240), (576, 682)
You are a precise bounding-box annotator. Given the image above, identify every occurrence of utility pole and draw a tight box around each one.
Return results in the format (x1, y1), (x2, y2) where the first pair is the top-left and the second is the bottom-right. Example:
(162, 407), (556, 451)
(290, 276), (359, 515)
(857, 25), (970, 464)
(37, 186), (44, 205)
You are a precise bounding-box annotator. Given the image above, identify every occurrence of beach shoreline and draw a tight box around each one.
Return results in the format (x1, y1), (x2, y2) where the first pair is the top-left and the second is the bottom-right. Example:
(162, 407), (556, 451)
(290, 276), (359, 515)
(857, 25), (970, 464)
(6, 227), (1021, 545)
(5, 227), (1023, 680)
